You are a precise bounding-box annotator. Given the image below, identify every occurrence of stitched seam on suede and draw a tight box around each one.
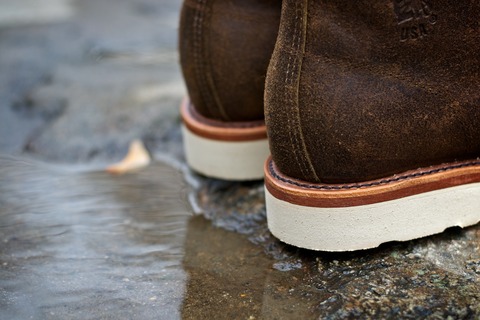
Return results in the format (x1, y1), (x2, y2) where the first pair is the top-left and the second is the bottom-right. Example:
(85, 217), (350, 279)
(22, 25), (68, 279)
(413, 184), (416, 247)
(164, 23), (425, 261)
(202, 2), (230, 121)
(285, 0), (309, 179)
(269, 160), (480, 190)
(192, 0), (213, 117)
(193, 0), (225, 120)
(283, 2), (298, 176)
(294, 0), (320, 182)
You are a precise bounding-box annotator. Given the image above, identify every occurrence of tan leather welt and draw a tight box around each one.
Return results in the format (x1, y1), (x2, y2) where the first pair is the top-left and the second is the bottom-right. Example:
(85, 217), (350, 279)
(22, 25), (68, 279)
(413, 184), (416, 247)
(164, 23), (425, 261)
(265, 157), (480, 208)
(180, 98), (267, 142)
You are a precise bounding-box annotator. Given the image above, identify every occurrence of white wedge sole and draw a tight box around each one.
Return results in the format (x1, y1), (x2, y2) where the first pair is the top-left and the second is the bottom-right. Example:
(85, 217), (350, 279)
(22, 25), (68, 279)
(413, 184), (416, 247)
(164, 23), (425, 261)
(182, 125), (269, 180)
(181, 98), (269, 181)
(265, 157), (480, 251)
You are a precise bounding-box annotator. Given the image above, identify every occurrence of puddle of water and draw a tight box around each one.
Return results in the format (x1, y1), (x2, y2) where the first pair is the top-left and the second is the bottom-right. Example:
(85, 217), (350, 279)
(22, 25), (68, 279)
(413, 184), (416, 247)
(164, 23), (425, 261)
(0, 156), (190, 319)
(0, 156), (330, 319)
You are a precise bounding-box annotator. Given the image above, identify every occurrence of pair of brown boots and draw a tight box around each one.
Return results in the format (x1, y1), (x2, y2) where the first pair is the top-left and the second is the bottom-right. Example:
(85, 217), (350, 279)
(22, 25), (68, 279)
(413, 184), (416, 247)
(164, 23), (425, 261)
(179, 0), (480, 251)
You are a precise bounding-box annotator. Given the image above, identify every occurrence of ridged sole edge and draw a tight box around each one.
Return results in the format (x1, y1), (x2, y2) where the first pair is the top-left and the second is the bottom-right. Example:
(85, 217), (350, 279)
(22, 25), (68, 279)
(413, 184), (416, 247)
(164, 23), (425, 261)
(265, 159), (480, 251)
(180, 98), (269, 180)
(182, 125), (269, 180)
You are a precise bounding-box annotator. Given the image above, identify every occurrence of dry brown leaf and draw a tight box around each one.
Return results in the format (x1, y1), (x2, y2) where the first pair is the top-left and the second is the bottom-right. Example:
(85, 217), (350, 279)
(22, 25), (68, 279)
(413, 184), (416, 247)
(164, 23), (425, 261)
(106, 139), (151, 174)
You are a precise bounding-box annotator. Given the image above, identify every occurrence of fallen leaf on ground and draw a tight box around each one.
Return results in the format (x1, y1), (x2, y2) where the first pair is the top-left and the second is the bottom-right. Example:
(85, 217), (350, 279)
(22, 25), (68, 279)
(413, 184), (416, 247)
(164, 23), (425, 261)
(106, 139), (151, 174)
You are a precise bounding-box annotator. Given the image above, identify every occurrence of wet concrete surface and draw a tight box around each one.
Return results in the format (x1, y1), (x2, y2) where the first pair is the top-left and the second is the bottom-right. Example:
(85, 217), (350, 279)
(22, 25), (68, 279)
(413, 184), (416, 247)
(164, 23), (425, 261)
(0, 0), (479, 319)
(1, 157), (188, 319)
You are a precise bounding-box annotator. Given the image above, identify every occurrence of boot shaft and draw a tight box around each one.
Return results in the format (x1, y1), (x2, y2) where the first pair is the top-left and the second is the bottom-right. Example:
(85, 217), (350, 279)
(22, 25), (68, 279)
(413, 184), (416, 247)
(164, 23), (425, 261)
(266, 0), (480, 183)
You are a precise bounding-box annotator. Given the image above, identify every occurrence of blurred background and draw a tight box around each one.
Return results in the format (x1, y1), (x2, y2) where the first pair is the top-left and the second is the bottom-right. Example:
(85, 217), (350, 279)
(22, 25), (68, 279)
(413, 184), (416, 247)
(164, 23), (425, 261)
(0, 0), (183, 162)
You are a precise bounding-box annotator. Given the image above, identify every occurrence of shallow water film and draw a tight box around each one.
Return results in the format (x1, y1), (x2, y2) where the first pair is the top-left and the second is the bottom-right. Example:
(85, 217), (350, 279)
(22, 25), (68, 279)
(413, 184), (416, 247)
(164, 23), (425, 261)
(0, 158), (189, 319)
(1, 0), (479, 319)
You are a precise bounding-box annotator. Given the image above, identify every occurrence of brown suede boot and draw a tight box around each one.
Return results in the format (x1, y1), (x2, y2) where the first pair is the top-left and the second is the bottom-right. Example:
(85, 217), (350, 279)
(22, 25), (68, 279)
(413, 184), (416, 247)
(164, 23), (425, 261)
(179, 0), (281, 180)
(264, 0), (480, 251)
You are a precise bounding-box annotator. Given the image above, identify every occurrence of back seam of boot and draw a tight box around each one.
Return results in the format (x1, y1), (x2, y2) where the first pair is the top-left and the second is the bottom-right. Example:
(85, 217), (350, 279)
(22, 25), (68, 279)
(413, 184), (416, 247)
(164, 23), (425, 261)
(287, 0), (319, 182)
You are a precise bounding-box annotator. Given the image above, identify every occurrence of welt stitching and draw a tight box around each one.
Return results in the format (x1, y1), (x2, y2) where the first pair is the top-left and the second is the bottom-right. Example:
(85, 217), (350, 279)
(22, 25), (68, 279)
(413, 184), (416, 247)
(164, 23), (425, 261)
(188, 102), (265, 128)
(192, 116), (265, 128)
(269, 160), (480, 190)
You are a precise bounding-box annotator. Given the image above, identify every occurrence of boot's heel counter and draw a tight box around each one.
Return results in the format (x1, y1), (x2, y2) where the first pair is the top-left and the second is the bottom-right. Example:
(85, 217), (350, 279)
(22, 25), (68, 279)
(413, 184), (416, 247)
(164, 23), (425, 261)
(265, 0), (319, 183)
(180, 0), (282, 122)
(267, 0), (480, 183)
(179, 0), (219, 119)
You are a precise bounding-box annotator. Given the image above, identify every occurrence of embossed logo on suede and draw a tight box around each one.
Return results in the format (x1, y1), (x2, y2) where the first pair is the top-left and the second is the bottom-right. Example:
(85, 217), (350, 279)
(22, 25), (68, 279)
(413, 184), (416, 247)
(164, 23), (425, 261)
(393, 0), (437, 41)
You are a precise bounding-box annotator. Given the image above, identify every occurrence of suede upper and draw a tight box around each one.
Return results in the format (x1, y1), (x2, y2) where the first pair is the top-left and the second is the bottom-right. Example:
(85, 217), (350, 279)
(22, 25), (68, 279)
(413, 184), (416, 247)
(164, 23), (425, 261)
(179, 0), (282, 122)
(265, 0), (480, 183)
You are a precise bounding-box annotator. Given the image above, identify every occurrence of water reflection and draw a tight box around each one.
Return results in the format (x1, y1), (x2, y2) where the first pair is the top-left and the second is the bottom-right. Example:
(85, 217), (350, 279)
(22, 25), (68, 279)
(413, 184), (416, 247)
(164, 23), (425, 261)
(181, 215), (323, 319)
(0, 156), (190, 319)
(0, 155), (320, 319)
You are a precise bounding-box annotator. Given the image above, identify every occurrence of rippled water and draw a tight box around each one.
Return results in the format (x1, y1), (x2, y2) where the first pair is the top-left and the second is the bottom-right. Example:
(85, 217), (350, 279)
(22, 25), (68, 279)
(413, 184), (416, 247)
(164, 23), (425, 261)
(0, 156), (312, 319)
(0, 156), (190, 319)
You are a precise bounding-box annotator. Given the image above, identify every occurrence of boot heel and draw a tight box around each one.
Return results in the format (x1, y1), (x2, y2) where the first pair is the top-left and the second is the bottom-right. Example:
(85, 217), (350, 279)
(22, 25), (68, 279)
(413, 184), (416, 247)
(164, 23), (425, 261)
(181, 98), (269, 181)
